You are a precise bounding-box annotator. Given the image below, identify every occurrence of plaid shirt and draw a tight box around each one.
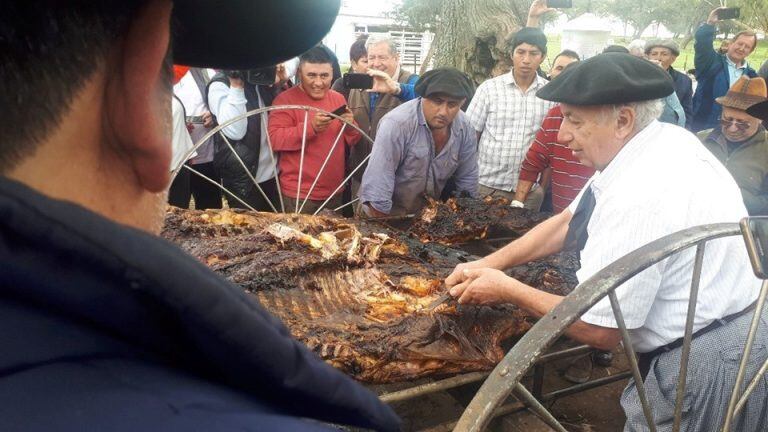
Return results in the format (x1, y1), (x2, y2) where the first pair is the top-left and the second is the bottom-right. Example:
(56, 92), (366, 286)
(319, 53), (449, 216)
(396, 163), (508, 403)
(466, 71), (554, 191)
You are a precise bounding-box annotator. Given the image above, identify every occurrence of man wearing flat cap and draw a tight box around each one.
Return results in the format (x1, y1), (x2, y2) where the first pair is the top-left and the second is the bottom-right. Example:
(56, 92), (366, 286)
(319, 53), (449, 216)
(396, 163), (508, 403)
(0, 1), (401, 431)
(359, 68), (478, 216)
(646, 40), (694, 129)
(699, 76), (768, 215)
(467, 27), (555, 210)
(446, 53), (766, 430)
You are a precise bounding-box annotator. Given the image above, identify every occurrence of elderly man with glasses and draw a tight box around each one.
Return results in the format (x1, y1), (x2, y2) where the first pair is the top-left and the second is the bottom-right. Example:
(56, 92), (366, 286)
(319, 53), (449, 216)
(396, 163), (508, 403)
(698, 76), (768, 215)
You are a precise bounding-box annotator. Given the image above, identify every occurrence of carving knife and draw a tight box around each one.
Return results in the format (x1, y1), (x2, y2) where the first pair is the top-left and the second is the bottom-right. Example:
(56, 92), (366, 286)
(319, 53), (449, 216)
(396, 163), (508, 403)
(426, 291), (453, 311)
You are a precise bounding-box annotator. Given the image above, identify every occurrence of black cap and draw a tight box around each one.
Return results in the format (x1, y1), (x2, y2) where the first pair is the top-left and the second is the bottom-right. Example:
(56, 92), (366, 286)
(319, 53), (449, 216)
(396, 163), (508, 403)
(536, 53), (674, 105)
(172, 0), (341, 69)
(747, 100), (768, 121)
(415, 67), (475, 100)
(511, 27), (547, 55)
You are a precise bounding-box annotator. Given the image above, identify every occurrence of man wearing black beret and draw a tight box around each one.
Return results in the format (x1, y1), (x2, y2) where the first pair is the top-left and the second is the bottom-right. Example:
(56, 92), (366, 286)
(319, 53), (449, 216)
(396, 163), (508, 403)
(359, 67), (478, 216)
(447, 53), (766, 430)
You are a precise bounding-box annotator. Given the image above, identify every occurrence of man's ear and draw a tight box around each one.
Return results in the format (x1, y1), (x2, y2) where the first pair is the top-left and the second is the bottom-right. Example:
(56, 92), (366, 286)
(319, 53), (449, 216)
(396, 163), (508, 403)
(104, 0), (173, 193)
(615, 106), (636, 140)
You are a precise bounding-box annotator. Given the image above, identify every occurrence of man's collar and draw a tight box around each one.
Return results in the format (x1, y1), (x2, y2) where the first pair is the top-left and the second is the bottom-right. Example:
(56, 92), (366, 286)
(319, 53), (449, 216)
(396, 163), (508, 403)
(725, 55), (748, 70)
(592, 120), (661, 194)
(504, 69), (547, 90)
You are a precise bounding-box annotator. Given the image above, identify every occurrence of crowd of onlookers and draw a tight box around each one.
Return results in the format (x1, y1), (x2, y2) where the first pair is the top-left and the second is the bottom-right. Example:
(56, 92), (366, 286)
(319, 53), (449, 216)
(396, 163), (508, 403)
(170, 2), (768, 218)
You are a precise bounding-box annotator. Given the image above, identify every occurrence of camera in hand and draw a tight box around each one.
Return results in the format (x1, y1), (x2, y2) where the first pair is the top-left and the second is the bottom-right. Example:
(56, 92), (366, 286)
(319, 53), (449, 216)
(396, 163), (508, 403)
(343, 73), (374, 90)
(546, 0), (572, 8)
(224, 66), (277, 86)
(718, 7), (740, 20)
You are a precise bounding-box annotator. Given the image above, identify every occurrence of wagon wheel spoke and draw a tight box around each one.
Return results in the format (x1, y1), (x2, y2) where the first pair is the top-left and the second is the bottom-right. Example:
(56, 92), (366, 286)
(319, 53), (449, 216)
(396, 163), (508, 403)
(218, 130), (278, 213)
(299, 123), (347, 214)
(183, 164), (256, 211)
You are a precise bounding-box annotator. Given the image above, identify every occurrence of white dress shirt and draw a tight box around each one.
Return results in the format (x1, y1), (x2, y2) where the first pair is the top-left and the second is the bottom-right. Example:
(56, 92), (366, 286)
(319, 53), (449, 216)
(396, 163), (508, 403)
(569, 120), (760, 352)
(171, 96), (196, 171)
(208, 82), (277, 183)
(173, 69), (215, 164)
(466, 70), (554, 192)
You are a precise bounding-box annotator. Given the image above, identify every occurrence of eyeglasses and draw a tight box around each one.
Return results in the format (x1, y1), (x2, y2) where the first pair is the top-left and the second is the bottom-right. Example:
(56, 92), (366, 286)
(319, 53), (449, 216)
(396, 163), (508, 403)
(720, 117), (753, 131)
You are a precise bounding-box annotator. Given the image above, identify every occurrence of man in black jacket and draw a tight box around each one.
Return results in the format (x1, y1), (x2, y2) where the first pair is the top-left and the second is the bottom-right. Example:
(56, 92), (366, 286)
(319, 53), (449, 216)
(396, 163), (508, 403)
(0, 1), (400, 431)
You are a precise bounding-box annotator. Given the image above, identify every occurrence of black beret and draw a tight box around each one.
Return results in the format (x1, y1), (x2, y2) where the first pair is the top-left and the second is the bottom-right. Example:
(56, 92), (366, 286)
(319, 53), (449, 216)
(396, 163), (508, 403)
(173, 0), (340, 69)
(536, 53), (674, 105)
(415, 67), (475, 100)
(747, 100), (768, 121)
(511, 27), (548, 55)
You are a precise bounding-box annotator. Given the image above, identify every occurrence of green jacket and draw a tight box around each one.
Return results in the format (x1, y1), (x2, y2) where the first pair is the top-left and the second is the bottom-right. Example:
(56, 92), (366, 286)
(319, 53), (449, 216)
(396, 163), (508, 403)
(698, 126), (768, 215)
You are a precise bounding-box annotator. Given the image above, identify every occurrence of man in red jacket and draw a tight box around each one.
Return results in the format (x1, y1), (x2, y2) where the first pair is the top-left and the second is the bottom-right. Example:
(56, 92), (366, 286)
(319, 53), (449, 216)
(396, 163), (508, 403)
(269, 47), (361, 214)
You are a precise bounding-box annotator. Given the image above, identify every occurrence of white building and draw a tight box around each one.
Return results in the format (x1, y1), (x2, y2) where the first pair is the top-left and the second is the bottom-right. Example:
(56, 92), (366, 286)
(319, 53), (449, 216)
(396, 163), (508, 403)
(323, 1), (434, 73)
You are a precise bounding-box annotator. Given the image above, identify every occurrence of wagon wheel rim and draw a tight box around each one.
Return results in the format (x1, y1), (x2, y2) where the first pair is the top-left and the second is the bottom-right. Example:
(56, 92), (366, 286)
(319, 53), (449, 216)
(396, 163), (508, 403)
(454, 222), (768, 432)
(171, 104), (374, 215)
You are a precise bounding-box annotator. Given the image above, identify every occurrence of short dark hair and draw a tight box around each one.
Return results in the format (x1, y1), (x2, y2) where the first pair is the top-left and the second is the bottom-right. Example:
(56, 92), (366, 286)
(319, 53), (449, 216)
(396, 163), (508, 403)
(0, 3), (144, 173)
(299, 46), (333, 66)
(553, 49), (580, 63)
(510, 27), (547, 56)
(350, 35), (369, 63)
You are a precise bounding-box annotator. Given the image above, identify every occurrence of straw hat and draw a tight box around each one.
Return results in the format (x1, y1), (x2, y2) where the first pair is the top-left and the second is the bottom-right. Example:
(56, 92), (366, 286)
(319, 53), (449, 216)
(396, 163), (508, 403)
(715, 76), (768, 111)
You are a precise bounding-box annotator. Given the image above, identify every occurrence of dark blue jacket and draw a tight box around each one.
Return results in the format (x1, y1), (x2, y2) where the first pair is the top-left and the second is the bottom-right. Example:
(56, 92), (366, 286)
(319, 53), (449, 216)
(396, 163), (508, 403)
(669, 67), (693, 129)
(692, 23), (757, 132)
(0, 177), (401, 432)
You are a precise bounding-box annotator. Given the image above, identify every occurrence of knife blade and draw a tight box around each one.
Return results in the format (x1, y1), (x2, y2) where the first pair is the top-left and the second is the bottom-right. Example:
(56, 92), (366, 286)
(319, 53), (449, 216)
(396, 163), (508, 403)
(426, 292), (453, 311)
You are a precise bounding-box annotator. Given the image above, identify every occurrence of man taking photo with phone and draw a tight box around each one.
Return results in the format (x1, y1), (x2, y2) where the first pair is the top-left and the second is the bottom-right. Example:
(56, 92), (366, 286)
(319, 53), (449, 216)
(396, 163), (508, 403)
(691, 6), (758, 132)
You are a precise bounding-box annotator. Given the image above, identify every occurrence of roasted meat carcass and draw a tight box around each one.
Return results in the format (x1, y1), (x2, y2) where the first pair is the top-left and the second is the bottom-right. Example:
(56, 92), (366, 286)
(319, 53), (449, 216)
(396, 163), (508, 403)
(408, 195), (550, 245)
(162, 207), (577, 383)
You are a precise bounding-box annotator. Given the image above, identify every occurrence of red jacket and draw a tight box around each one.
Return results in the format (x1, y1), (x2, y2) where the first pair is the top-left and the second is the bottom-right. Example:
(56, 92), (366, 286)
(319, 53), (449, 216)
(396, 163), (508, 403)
(269, 87), (360, 200)
(518, 105), (595, 212)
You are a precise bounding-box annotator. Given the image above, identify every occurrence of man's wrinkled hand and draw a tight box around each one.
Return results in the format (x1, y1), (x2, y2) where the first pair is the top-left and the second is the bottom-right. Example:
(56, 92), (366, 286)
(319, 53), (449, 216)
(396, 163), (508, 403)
(367, 69), (400, 94)
(528, 0), (554, 19)
(311, 113), (333, 133)
(707, 7), (725, 25)
(228, 76), (245, 89)
(449, 268), (515, 306)
(340, 108), (355, 125)
(202, 111), (213, 128)
(445, 259), (490, 288)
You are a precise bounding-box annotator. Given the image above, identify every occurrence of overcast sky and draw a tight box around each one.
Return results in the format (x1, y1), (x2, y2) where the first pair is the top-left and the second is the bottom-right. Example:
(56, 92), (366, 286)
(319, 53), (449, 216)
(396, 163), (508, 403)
(342, 0), (400, 17)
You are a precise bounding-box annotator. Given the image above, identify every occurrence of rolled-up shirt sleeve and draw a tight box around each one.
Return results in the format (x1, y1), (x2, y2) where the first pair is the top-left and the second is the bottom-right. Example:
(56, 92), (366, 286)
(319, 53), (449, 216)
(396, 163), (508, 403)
(359, 117), (404, 214)
(207, 82), (248, 140)
(453, 126), (479, 197)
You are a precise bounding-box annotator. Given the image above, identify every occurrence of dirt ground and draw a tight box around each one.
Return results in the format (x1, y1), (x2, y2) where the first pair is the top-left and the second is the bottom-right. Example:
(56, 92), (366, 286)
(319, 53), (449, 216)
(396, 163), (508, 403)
(380, 344), (630, 431)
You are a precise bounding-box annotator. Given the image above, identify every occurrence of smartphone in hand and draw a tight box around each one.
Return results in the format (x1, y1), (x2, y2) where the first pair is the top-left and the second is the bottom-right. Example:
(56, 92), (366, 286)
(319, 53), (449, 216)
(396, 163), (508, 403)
(186, 115), (205, 124)
(343, 73), (374, 90)
(331, 105), (348, 116)
(718, 7), (740, 20)
(546, 0), (573, 8)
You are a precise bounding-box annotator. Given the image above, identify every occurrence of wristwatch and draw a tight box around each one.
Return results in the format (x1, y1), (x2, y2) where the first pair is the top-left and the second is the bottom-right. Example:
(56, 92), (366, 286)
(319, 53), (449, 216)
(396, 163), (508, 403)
(510, 200), (525, 208)
(394, 83), (403, 96)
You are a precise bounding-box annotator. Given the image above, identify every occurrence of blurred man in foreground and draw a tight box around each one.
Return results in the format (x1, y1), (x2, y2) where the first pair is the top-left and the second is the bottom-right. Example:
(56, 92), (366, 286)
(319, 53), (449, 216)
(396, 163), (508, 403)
(0, 2), (399, 431)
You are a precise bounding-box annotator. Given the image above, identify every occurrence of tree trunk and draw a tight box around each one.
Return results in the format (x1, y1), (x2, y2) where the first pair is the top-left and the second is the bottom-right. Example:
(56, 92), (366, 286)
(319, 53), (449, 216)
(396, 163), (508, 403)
(419, 34), (437, 75)
(432, 0), (521, 84)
